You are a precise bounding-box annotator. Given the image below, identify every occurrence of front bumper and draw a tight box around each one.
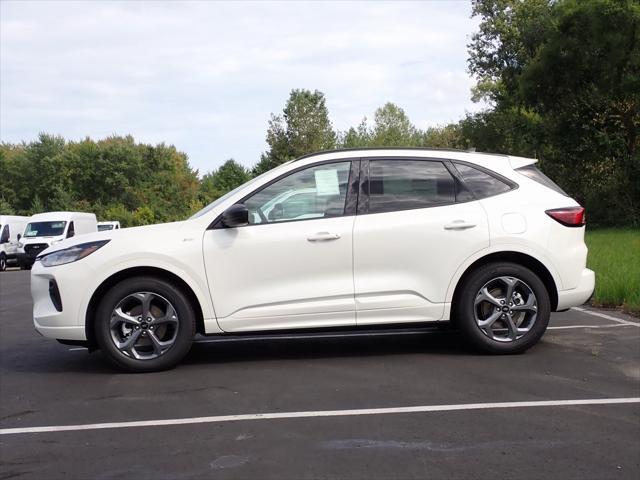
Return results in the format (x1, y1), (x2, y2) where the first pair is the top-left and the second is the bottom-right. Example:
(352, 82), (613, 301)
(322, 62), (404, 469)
(556, 268), (595, 311)
(16, 252), (37, 268)
(32, 260), (92, 341)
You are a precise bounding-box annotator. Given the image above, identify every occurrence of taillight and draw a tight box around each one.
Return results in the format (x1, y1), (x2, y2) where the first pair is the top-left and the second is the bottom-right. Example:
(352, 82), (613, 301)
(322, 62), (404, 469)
(545, 207), (586, 227)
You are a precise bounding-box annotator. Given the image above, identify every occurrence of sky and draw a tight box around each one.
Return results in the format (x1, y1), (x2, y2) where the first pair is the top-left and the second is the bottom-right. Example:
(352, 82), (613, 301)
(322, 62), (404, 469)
(1, 0), (485, 174)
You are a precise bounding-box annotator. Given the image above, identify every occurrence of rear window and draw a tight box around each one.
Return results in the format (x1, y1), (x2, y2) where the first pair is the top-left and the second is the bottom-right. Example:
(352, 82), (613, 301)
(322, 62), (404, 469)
(454, 163), (513, 199)
(516, 165), (568, 196)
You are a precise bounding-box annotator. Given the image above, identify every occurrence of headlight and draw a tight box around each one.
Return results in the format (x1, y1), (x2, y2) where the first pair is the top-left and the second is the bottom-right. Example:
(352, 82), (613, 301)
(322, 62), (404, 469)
(38, 240), (110, 267)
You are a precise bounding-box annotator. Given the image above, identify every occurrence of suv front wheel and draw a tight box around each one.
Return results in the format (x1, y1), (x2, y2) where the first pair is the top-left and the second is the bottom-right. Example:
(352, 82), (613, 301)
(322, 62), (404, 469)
(455, 262), (551, 354)
(95, 276), (196, 372)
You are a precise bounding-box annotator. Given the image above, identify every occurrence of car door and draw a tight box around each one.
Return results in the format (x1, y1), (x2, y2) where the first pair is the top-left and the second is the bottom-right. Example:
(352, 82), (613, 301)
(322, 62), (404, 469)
(353, 158), (490, 324)
(203, 160), (359, 332)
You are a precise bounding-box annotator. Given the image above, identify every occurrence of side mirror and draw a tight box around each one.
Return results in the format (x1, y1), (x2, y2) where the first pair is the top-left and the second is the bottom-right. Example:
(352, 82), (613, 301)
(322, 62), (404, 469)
(220, 204), (249, 228)
(17, 233), (21, 241)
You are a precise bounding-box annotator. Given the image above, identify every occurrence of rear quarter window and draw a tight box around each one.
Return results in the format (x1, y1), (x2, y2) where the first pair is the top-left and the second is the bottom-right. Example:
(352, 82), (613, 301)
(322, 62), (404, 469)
(516, 164), (568, 196)
(453, 163), (514, 199)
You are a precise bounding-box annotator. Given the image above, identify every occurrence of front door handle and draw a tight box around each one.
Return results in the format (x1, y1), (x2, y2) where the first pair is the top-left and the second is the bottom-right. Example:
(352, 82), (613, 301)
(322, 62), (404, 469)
(444, 220), (477, 231)
(307, 232), (341, 242)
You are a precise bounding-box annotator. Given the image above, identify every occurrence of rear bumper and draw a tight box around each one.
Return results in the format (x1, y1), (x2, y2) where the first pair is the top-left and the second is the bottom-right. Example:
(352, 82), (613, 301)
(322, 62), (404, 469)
(556, 268), (595, 311)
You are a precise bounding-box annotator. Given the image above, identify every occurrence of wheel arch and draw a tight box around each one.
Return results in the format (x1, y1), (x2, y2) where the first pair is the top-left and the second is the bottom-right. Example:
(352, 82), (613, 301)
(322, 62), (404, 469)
(449, 251), (559, 323)
(85, 266), (206, 349)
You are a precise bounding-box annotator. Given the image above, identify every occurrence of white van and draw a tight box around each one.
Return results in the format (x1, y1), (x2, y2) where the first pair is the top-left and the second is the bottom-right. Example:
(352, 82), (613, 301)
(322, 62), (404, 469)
(0, 215), (30, 271)
(18, 212), (97, 269)
(97, 221), (121, 232)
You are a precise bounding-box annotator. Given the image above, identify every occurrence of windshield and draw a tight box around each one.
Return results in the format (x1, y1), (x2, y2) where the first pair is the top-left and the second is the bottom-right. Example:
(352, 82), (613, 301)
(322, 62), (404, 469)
(24, 221), (67, 238)
(98, 224), (114, 231)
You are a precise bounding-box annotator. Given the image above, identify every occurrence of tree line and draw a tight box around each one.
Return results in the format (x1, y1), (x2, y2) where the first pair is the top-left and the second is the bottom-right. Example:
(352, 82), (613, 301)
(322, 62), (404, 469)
(1, 0), (638, 227)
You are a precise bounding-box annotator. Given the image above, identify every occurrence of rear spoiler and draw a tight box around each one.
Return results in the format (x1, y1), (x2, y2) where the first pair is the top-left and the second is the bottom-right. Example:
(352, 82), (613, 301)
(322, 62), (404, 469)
(508, 155), (537, 170)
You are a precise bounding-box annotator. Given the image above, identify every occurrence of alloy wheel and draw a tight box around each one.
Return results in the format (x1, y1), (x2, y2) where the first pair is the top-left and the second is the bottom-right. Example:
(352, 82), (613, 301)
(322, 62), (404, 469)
(109, 291), (179, 360)
(473, 276), (538, 342)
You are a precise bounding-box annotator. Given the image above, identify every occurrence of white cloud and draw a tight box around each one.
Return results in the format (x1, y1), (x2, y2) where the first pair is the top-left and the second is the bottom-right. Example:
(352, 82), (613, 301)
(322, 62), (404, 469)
(0, 0), (484, 173)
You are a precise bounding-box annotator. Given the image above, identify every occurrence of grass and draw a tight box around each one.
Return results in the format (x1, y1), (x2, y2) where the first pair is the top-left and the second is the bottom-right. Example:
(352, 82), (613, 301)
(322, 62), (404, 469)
(585, 229), (640, 315)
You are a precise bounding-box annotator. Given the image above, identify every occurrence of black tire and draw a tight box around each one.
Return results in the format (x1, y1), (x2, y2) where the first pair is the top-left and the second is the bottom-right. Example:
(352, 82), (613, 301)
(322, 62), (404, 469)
(0, 253), (6, 271)
(94, 276), (196, 372)
(454, 262), (550, 354)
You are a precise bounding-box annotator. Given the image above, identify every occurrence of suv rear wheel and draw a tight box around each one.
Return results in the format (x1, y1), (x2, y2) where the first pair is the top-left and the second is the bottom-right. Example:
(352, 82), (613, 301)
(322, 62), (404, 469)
(455, 262), (550, 354)
(95, 276), (196, 372)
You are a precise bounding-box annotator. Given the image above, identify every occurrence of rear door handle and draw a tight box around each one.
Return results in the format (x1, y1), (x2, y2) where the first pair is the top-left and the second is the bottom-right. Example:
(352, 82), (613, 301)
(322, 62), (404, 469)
(307, 232), (341, 242)
(444, 220), (477, 231)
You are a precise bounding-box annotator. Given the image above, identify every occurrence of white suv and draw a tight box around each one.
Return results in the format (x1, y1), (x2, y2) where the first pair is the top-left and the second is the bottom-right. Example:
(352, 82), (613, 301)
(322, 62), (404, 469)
(30, 149), (595, 372)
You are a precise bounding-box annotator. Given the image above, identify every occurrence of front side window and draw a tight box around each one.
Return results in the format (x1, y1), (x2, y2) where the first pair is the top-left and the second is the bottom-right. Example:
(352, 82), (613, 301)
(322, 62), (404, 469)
(368, 160), (456, 214)
(244, 161), (351, 225)
(454, 163), (513, 199)
(98, 224), (114, 231)
(24, 221), (67, 238)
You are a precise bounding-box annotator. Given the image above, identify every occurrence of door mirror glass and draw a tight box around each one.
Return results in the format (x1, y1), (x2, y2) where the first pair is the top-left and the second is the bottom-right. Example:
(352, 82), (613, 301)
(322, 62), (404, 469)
(17, 233), (21, 241)
(221, 204), (249, 228)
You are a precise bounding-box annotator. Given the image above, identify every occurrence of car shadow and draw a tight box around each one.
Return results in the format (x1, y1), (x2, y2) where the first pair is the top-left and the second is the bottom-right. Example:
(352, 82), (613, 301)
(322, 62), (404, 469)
(1, 329), (470, 375)
(183, 329), (469, 366)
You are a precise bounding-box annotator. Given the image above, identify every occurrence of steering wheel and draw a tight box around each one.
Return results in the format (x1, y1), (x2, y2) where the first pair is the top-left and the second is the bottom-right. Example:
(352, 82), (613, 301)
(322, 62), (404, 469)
(256, 207), (268, 223)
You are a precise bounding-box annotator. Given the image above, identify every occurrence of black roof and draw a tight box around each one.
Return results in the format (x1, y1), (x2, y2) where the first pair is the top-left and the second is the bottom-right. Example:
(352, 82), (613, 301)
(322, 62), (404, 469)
(293, 147), (509, 161)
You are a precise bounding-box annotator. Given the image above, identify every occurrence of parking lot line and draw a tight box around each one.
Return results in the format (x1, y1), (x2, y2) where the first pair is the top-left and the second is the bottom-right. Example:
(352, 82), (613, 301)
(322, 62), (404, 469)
(1, 397), (638, 436)
(572, 307), (640, 326)
(547, 324), (637, 330)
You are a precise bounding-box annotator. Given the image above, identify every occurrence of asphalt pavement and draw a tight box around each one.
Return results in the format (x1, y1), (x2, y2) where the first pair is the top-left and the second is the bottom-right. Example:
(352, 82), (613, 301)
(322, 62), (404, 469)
(1, 270), (639, 479)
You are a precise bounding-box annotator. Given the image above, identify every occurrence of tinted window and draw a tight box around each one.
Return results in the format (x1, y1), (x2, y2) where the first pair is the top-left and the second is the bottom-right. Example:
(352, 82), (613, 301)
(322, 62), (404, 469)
(516, 164), (568, 196)
(368, 160), (455, 214)
(454, 163), (513, 199)
(0, 225), (9, 243)
(98, 224), (114, 231)
(244, 162), (351, 224)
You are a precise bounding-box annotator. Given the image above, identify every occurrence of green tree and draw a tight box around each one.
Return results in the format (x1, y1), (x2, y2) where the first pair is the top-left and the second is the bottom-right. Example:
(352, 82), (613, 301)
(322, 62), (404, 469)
(200, 159), (249, 204)
(0, 135), (200, 224)
(519, 0), (640, 225)
(466, 0), (639, 226)
(370, 103), (421, 146)
(468, 0), (554, 105)
(339, 118), (372, 148)
(253, 89), (336, 175)
(0, 197), (15, 215)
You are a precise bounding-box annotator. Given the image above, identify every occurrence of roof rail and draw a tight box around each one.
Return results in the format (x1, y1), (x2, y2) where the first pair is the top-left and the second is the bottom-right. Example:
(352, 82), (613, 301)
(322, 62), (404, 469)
(293, 146), (508, 161)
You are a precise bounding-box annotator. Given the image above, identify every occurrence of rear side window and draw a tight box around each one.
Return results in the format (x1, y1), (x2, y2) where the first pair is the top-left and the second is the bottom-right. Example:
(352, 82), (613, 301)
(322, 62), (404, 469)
(368, 160), (455, 214)
(454, 163), (513, 199)
(516, 164), (568, 196)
